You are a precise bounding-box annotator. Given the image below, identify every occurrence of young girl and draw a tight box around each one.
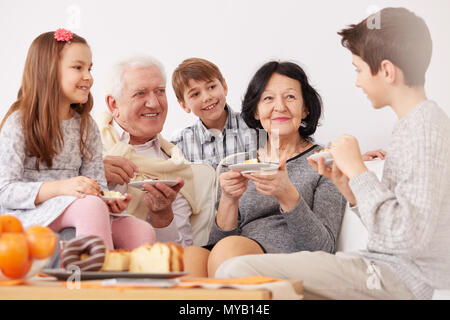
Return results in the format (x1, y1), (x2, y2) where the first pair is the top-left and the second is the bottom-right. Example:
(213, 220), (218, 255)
(0, 29), (155, 250)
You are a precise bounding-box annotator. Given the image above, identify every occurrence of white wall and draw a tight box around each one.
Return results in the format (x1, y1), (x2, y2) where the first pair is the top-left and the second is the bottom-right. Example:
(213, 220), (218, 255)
(1, 0), (449, 152)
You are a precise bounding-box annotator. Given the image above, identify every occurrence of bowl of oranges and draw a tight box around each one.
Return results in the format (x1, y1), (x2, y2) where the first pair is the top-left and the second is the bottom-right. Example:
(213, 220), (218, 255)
(0, 215), (57, 282)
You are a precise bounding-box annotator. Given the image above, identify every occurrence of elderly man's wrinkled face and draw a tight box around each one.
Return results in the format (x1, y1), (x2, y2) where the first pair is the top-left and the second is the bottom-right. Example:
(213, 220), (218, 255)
(110, 65), (168, 145)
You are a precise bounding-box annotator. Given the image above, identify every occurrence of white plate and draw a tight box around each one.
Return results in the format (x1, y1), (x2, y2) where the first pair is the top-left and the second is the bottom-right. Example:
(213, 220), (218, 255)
(308, 151), (334, 167)
(228, 162), (279, 174)
(42, 268), (187, 280)
(129, 180), (180, 189)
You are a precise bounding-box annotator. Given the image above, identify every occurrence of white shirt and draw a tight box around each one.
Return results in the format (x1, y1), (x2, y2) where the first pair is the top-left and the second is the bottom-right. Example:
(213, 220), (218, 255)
(106, 120), (193, 247)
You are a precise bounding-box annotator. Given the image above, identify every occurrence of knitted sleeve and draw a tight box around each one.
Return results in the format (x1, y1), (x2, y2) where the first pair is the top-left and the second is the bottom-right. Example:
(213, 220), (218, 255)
(349, 104), (450, 257)
(0, 112), (43, 209)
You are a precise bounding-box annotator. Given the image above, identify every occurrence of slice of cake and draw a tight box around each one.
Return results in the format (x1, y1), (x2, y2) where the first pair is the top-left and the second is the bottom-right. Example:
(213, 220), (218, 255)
(75, 242), (185, 273)
(101, 250), (131, 271)
(168, 243), (184, 272)
(129, 242), (172, 273)
(102, 190), (124, 198)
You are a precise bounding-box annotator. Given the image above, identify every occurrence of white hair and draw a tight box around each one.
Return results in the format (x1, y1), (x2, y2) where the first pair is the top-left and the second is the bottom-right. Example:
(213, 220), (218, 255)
(104, 54), (166, 98)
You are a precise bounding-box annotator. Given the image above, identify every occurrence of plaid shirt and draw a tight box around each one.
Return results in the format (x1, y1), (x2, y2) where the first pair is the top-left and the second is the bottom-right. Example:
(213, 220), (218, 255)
(170, 106), (263, 169)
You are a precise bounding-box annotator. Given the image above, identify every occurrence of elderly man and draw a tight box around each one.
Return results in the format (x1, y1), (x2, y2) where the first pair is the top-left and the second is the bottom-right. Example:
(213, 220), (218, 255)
(96, 55), (215, 247)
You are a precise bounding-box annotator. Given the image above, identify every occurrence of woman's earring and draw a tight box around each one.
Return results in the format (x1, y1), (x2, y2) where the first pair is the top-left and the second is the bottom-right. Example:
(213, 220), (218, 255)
(301, 112), (309, 127)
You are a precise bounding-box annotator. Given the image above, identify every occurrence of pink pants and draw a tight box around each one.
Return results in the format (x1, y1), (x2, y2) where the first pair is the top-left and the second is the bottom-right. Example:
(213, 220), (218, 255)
(49, 195), (156, 250)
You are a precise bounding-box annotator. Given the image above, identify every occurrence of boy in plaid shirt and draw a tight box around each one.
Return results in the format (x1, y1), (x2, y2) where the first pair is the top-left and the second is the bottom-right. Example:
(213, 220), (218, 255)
(170, 58), (261, 169)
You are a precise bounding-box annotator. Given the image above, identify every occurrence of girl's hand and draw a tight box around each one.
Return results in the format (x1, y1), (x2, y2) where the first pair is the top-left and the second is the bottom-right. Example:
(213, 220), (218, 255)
(243, 158), (299, 211)
(105, 193), (132, 213)
(307, 156), (357, 206)
(59, 176), (102, 198)
(219, 170), (249, 200)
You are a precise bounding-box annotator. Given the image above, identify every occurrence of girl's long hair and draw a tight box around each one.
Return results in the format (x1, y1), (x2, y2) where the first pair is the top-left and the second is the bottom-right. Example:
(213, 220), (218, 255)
(0, 31), (93, 170)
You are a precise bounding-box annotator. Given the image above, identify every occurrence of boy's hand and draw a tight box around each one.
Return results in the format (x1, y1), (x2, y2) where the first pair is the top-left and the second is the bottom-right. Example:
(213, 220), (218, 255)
(307, 156), (357, 206)
(330, 134), (368, 179)
(105, 193), (132, 213)
(103, 156), (138, 185)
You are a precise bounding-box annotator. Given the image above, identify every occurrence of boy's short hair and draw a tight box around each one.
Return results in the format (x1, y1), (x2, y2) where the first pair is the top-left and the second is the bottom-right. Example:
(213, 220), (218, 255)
(338, 7), (432, 86)
(172, 58), (225, 102)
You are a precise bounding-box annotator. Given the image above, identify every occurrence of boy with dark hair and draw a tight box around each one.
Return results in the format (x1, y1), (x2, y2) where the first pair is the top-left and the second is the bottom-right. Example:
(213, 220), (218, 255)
(170, 58), (259, 169)
(215, 7), (450, 300)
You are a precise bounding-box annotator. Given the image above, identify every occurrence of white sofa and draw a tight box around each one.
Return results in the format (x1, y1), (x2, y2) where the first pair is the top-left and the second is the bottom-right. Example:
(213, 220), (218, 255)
(336, 159), (449, 300)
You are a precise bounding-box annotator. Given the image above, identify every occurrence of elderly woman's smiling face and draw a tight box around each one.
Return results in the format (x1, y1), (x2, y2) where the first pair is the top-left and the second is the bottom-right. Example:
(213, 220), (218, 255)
(254, 73), (308, 138)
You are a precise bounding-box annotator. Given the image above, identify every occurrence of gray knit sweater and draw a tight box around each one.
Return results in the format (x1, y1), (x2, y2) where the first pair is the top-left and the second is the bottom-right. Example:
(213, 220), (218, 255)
(0, 111), (107, 228)
(349, 100), (450, 300)
(209, 145), (347, 253)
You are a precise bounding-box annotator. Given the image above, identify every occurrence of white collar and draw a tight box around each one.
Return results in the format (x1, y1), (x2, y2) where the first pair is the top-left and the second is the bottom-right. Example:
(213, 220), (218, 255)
(112, 119), (160, 149)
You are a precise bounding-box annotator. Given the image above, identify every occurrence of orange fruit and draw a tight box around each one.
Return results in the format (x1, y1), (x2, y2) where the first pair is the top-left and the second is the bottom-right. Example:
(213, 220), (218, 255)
(0, 215), (24, 233)
(0, 233), (32, 279)
(25, 226), (57, 259)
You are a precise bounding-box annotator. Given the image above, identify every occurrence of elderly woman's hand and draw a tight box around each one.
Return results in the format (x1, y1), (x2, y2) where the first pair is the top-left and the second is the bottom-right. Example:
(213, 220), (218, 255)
(243, 158), (300, 212)
(219, 170), (249, 200)
(216, 171), (248, 230)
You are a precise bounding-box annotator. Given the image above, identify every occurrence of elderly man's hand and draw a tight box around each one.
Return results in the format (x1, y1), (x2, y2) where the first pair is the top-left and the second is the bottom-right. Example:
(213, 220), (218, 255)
(143, 177), (184, 227)
(103, 156), (138, 185)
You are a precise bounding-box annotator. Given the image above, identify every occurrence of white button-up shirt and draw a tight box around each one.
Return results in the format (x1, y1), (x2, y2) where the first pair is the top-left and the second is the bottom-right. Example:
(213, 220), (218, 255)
(106, 120), (193, 247)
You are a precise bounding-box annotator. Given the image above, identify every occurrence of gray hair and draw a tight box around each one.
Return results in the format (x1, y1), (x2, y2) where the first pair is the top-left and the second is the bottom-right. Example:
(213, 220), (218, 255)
(104, 54), (166, 98)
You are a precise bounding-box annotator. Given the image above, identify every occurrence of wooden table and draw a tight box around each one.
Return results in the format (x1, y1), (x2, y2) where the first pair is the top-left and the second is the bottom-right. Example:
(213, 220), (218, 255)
(0, 276), (292, 300)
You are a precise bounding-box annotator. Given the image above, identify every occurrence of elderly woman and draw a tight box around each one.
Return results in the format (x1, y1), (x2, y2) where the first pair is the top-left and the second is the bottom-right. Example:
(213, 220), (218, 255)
(183, 61), (346, 277)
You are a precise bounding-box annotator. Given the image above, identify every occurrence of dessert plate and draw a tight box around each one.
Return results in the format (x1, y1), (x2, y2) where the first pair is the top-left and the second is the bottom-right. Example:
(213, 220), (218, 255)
(308, 151), (334, 168)
(228, 162), (279, 174)
(42, 268), (187, 280)
(129, 180), (179, 189)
